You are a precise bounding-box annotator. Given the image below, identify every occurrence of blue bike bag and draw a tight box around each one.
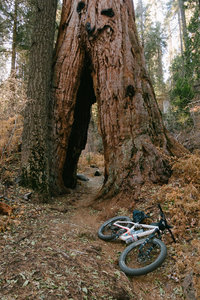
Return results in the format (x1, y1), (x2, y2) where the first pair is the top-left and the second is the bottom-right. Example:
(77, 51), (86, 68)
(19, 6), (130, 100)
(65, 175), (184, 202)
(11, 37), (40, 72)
(132, 210), (149, 223)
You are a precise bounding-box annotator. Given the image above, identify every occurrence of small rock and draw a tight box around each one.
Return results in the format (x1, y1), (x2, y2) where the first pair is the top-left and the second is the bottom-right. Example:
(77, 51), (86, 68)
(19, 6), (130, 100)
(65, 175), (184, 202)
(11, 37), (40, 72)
(15, 176), (22, 184)
(94, 170), (101, 176)
(77, 174), (89, 181)
(24, 192), (32, 201)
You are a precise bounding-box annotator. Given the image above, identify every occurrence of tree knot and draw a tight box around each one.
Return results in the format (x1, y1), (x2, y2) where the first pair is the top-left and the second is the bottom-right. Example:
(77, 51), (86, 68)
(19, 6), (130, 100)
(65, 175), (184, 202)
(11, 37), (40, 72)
(77, 1), (85, 14)
(101, 8), (115, 18)
(125, 85), (135, 98)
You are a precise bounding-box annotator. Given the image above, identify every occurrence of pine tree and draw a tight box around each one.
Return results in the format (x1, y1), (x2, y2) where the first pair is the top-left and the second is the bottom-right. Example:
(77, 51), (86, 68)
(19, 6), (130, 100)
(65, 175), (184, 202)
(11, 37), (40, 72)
(135, 2), (167, 97)
(21, 0), (58, 195)
(0, 0), (33, 80)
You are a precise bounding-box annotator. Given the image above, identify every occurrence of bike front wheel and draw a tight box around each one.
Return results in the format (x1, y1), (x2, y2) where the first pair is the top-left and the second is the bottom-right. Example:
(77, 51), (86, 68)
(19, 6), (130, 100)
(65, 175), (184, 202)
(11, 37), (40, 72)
(98, 216), (132, 241)
(119, 238), (167, 276)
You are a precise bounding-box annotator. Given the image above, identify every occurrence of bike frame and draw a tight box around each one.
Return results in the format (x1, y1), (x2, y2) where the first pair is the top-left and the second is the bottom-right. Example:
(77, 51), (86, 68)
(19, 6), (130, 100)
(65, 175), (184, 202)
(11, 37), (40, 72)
(113, 221), (159, 243)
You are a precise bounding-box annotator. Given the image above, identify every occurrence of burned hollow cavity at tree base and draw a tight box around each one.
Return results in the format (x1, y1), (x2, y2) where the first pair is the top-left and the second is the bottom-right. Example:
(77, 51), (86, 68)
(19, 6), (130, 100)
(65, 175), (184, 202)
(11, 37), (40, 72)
(62, 56), (96, 189)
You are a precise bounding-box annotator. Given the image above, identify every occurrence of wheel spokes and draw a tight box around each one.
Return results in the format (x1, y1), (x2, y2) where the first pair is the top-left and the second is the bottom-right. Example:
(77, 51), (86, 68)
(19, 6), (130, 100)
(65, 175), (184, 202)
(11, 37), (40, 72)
(126, 243), (161, 268)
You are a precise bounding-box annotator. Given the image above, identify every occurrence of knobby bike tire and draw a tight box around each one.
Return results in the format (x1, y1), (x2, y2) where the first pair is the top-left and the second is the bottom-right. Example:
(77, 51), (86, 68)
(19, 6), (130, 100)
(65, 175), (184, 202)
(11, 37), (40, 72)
(119, 238), (167, 276)
(98, 216), (132, 241)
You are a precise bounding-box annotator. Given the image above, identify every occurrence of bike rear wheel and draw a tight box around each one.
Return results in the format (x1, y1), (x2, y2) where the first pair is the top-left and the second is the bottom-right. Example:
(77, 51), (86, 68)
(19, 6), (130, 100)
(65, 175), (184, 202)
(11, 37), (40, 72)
(119, 238), (167, 276)
(98, 216), (132, 241)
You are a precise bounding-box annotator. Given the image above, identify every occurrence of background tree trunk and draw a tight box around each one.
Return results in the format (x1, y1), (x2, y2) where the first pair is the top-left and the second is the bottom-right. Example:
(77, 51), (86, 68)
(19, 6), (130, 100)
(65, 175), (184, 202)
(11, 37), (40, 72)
(137, 0), (145, 47)
(50, 0), (187, 196)
(11, 0), (18, 75)
(178, 0), (188, 50)
(21, 0), (58, 196)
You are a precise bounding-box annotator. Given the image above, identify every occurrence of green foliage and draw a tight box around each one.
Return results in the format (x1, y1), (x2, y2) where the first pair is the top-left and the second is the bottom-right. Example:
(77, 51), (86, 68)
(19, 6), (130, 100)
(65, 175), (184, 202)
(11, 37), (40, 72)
(144, 22), (167, 92)
(170, 56), (184, 81)
(135, 0), (150, 45)
(166, 0), (199, 131)
(186, 7), (200, 80)
(171, 77), (194, 109)
(0, 0), (34, 80)
(0, 1), (13, 53)
(168, 55), (192, 129)
(144, 23), (167, 61)
(0, 0), (61, 81)
(168, 55), (195, 130)
(135, 1), (167, 95)
(17, 9), (33, 51)
(164, 106), (193, 131)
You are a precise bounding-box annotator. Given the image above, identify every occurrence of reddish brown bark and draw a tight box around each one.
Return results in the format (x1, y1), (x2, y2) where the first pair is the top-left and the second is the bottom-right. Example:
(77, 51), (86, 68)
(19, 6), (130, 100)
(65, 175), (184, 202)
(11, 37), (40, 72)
(50, 0), (187, 196)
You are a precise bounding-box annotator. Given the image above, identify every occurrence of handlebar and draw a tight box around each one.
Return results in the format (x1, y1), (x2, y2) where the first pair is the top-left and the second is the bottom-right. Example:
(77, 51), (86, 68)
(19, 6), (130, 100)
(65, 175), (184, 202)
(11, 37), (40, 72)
(158, 204), (176, 243)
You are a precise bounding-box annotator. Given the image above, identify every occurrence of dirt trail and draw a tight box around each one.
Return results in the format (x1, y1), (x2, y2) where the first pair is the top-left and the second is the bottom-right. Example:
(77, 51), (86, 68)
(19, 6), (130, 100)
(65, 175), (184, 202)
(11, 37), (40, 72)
(0, 169), (191, 300)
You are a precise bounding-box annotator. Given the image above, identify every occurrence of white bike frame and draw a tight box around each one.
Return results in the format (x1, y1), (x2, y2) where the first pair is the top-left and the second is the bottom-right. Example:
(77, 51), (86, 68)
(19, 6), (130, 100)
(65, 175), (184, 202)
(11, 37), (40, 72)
(113, 221), (159, 243)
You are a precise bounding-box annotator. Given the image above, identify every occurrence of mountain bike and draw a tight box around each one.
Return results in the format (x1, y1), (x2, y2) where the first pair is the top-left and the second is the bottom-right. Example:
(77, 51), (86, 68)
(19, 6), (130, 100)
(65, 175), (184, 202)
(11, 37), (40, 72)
(98, 204), (176, 276)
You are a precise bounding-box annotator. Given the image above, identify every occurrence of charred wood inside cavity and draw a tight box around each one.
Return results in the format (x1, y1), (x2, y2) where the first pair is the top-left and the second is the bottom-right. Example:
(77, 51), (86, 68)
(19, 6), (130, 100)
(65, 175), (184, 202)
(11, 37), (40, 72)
(77, 1), (85, 13)
(125, 85), (135, 98)
(101, 8), (115, 17)
(62, 57), (96, 188)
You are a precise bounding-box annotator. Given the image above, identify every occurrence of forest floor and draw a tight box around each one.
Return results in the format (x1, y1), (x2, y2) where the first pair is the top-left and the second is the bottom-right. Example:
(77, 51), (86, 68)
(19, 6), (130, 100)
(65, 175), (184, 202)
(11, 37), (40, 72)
(0, 153), (199, 300)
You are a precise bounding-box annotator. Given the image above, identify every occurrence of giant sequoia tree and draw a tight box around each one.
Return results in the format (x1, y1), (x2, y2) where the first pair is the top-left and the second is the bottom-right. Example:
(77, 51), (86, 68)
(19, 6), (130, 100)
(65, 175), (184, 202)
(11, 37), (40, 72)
(22, 0), (186, 198)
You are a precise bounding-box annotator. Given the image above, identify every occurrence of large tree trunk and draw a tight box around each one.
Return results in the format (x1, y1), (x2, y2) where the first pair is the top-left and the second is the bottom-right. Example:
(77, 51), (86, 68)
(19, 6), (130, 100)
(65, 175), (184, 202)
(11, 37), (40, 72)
(50, 0), (187, 196)
(21, 0), (58, 196)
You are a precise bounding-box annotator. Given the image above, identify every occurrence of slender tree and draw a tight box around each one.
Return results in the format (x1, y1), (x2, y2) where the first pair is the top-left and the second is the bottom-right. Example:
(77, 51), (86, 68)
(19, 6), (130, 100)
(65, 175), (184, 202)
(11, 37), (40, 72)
(178, 0), (188, 50)
(135, 0), (149, 47)
(186, 0), (200, 80)
(0, 0), (33, 80)
(143, 22), (167, 93)
(11, 0), (18, 74)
